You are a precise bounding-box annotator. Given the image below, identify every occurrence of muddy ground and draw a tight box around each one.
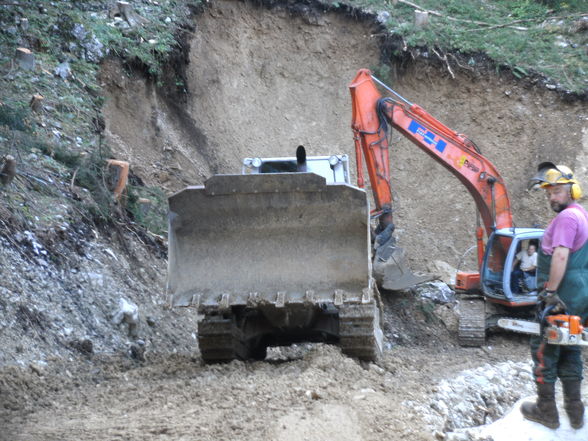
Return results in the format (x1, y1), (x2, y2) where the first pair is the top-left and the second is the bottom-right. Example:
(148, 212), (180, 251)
(2, 0), (588, 440)
(0, 313), (547, 441)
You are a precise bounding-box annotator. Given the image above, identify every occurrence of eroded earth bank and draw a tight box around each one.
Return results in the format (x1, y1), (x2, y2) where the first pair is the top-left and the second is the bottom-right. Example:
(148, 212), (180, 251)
(1, 1), (588, 440)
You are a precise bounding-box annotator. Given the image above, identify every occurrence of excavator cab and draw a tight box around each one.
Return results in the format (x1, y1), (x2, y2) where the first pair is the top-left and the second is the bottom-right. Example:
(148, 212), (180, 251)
(481, 228), (543, 306)
(459, 228), (543, 346)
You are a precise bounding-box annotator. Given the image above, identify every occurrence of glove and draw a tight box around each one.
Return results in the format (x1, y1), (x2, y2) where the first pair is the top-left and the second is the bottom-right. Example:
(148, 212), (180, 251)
(538, 289), (567, 314)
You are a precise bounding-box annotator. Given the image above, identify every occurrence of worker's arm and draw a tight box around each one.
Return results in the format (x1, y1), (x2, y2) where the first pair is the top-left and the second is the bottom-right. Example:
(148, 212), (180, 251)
(512, 257), (520, 271)
(545, 246), (570, 291)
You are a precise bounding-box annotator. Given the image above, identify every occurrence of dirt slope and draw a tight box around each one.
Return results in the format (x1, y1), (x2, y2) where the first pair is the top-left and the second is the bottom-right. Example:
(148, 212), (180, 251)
(102, 0), (588, 271)
(2, 1), (588, 440)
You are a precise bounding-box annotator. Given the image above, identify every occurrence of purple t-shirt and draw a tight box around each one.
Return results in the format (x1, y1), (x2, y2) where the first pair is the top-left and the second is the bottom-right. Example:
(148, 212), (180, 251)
(541, 203), (588, 255)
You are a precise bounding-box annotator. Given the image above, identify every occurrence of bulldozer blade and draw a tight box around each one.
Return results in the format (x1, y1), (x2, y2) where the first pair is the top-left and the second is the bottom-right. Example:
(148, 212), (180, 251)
(373, 245), (433, 291)
(167, 173), (373, 307)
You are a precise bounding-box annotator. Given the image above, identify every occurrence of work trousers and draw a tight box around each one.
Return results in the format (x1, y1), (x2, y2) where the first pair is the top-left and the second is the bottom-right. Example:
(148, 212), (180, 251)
(530, 335), (583, 383)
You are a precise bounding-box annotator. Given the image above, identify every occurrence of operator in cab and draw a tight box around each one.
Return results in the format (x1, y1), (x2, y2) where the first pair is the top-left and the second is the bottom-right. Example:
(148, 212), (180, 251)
(522, 162), (588, 429)
(511, 243), (538, 293)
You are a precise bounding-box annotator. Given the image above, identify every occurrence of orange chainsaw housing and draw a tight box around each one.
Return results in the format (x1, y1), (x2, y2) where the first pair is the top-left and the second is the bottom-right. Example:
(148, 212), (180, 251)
(546, 314), (583, 336)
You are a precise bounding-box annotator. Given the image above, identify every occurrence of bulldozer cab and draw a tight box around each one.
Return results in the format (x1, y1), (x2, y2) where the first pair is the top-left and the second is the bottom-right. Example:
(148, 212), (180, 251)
(481, 228), (543, 306)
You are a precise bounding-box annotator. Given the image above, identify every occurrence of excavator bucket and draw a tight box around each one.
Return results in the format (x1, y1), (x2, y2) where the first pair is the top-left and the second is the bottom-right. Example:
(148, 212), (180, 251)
(373, 244), (434, 291)
(167, 173), (383, 362)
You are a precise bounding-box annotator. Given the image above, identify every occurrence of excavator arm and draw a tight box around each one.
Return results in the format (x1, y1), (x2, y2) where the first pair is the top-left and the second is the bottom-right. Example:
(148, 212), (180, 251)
(349, 69), (513, 248)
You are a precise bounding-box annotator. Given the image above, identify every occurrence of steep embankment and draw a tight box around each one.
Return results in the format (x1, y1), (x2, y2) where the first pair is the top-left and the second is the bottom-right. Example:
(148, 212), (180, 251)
(102, 0), (588, 272)
(1, 2), (588, 441)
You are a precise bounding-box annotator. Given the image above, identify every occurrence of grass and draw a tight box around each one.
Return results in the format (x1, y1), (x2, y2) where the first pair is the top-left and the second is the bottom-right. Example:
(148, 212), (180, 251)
(343, 0), (588, 93)
(0, 1), (196, 234)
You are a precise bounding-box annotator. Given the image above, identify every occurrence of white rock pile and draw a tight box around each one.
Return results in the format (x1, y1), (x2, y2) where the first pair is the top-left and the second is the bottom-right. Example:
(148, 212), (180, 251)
(407, 361), (535, 438)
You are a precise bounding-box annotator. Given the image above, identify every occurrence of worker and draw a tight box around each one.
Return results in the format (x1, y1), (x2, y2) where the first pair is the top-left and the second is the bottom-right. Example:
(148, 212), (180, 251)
(522, 162), (588, 429)
(511, 243), (538, 293)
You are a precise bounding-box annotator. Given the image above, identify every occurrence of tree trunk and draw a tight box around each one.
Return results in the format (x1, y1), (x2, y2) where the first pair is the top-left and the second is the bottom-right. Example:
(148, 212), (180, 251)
(29, 94), (44, 112)
(415, 10), (429, 28)
(109, 1), (146, 27)
(14, 47), (35, 70)
(0, 155), (16, 186)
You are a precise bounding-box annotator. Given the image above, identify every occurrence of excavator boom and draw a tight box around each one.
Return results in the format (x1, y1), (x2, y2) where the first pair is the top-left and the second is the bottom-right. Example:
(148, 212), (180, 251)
(349, 69), (513, 236)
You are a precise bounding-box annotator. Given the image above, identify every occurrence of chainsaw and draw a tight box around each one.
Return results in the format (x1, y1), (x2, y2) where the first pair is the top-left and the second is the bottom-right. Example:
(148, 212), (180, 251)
(498, 313), (588, 346)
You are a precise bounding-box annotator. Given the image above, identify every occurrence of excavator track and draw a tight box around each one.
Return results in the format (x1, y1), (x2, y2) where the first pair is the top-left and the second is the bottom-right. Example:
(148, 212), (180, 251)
(338, 303), (383, 361)
(458, 297), (486, 347)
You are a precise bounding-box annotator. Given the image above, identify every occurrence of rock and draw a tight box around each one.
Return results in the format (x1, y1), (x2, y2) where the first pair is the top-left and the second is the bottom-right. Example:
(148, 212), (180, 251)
(146, 315), (156, 327)
(72, 23), (87, 41)
(129, 340), (146, 361)
(434, 304), (458, 331)
(376, 11), (390, 24)
(54, 61), (71, 79)
(112, 298), (139, 338)
(414, 281), (455, 304)
(29, 363), (44, 376)
(82, 35), (104, 62)
(70, 338), (94, 355)
(417, 361), (535, 434)
(428, 260), (457, 286)
(434, 430), (446, 440)
(305, 390), (321, 400)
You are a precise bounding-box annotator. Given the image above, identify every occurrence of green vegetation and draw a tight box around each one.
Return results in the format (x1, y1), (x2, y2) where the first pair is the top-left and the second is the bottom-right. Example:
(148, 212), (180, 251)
(127, 186), (169, 236)
(346, 0), (587, 92)
(0, 1), (196, 235)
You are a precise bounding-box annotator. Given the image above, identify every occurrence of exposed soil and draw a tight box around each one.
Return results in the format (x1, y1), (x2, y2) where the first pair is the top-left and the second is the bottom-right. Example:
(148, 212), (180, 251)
(102, 0), (588, 271)
(0, 327), (540, 441)
(2, 1), (588, 440)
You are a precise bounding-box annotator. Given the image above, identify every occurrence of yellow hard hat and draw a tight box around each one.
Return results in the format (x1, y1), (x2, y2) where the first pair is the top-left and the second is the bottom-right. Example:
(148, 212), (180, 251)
(529, 162), (582, 199)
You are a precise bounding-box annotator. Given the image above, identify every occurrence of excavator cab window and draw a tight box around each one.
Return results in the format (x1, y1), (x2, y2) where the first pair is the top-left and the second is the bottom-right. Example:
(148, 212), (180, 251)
(482, 234), (512, 296)
(509, 239), (539, 296)
(482, 231), (542, 301)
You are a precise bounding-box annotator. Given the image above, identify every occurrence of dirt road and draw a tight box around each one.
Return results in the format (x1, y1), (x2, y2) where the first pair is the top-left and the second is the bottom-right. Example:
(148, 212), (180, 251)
(2, 334), (537, 441)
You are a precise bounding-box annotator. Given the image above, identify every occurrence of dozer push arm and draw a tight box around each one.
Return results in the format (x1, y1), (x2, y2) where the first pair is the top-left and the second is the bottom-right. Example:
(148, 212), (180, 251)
(349, 69), (514, 238)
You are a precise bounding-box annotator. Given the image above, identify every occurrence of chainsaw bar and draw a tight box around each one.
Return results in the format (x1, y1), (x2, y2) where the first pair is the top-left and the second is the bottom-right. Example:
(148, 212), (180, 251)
(497, 317), (540, 335)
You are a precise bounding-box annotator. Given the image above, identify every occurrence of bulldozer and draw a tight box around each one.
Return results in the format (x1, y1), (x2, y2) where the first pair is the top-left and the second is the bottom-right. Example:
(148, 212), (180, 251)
(167, 147), (384, 362)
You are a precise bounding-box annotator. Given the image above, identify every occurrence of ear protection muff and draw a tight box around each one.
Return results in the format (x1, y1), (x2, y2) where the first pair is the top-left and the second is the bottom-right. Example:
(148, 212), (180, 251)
(570, 181), (583, 200)
(553, 165), (582, 200)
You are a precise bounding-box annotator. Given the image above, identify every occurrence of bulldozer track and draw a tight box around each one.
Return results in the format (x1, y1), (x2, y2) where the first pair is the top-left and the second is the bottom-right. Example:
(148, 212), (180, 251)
(338, 303), (383, 361)
(198, 316), (253, 363)
(458, 297), (486, 347)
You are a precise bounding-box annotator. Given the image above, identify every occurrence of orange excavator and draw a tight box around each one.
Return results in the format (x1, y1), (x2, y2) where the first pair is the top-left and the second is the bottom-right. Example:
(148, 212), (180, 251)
(349, 69), (543, 346)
